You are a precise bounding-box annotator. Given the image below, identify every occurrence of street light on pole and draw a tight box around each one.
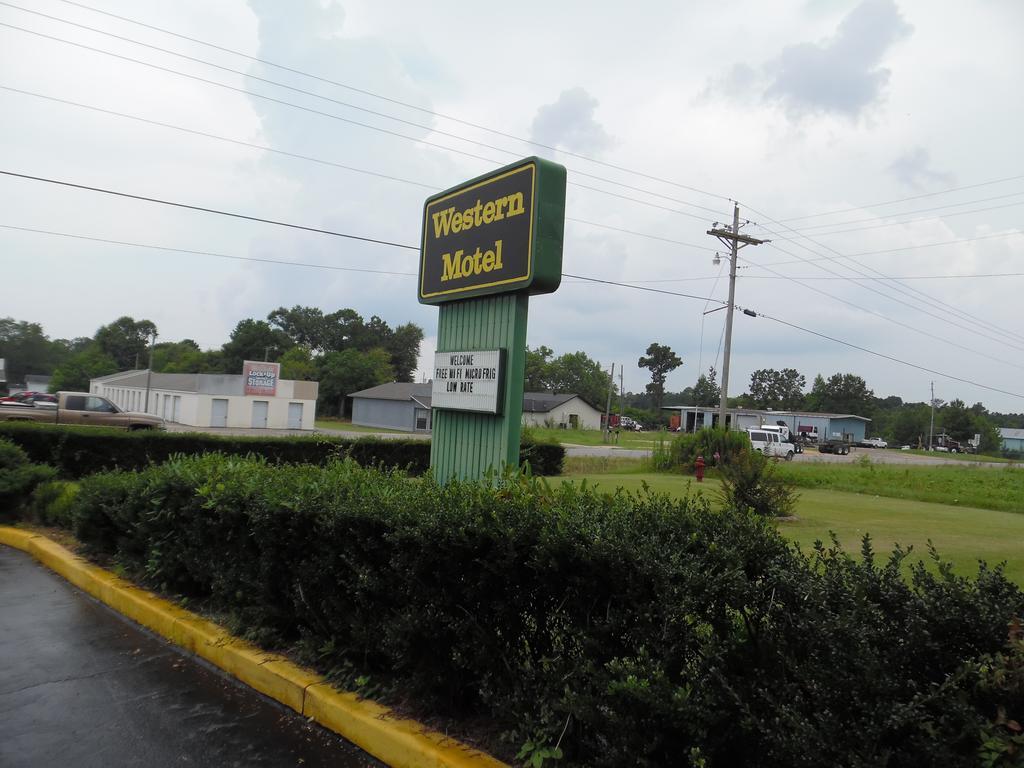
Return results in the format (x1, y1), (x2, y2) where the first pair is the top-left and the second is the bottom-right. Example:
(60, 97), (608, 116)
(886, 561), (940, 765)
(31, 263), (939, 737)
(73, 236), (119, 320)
(707, 204), (768, 430)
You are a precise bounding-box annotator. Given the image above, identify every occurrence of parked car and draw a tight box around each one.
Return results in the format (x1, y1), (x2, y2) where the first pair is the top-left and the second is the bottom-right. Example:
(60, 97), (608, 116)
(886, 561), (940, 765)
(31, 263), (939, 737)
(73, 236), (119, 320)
(859, 437), (888, 449)
(0, 391), (42, 405)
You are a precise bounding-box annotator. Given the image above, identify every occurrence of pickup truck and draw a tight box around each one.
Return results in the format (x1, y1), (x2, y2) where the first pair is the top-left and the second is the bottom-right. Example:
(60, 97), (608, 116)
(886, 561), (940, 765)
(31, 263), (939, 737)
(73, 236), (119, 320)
(0, 392), (165, 430)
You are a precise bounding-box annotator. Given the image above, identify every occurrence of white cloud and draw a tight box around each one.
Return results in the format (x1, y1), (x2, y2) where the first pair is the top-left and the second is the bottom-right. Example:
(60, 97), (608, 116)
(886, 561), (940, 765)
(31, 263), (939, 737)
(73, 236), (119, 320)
(530, 87), (612, 155)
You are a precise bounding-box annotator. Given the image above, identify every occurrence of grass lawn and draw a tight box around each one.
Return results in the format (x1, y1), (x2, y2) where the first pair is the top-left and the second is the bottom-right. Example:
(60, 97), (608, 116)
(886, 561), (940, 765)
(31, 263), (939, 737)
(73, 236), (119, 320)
(774, 460), (1024, 513)
(557, 471), (1024, 584)
(894, 448), (1017, 464)
(525, 426), (670, 451)
(314, 418), (407, 434)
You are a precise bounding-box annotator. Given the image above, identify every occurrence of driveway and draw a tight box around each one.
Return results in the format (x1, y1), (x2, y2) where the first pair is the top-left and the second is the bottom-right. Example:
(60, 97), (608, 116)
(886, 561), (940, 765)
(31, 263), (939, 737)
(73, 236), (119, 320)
(0, 545), (380, 768)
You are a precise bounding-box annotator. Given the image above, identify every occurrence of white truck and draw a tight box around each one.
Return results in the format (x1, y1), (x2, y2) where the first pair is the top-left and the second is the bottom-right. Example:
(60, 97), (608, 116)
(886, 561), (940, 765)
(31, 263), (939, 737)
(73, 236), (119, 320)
(746, 426), (795, 460)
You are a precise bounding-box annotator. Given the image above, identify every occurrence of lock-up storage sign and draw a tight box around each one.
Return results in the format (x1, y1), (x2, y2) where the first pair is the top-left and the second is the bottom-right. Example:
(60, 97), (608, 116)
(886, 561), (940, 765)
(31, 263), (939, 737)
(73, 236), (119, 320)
(419, 157), (566, 304)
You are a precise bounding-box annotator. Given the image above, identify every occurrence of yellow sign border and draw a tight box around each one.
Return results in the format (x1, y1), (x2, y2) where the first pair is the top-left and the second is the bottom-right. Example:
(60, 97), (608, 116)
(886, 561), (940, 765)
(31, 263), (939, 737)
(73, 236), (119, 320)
(419, 162), (537, 300)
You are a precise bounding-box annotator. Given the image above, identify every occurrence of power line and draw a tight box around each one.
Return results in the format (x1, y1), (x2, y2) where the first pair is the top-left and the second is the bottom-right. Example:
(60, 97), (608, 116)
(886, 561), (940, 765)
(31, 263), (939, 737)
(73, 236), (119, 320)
(44, 0), (732, 206)
(769, 195), (1024, 240)
(745, 207), (1024, 348)
(7, 168), (1019, 367)
(634, 271), (1024, 283)
(753, 233), (1024, 353)
(0, 85), (716, 254)
(754, 311), (1024, 401)
(743, 241), (1024, 366)
(0, 18), (725, 223)
(756, 228), (1024, 265)
(0, 223), (419, 275)
(777, 173), (1024, 223)
(0, 169), (422, 250)
(2, 191), (1018, 400)
(0, 219), (729, 308)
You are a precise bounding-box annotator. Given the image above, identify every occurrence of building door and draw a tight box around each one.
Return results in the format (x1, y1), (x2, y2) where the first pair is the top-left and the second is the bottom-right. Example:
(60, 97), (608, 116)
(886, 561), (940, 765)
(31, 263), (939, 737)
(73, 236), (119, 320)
(568, 414), (580, 429)
(173, 396), (182, 423)
(287, 402), (303, 429)
(211, 398), (228, 428)
(251, 401), (269, 429)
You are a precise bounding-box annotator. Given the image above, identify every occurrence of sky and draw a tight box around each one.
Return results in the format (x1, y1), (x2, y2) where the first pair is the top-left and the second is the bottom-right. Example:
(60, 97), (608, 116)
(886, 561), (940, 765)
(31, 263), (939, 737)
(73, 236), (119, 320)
(1, 0), (1023, 410)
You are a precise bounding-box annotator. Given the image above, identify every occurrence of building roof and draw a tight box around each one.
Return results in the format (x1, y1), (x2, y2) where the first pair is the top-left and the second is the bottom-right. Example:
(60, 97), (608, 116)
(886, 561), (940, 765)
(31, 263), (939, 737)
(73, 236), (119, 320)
(348, 382), (432, 401)
(91, 369), (317, 398)
(350, 383), (597, 413)
(95, 370), (200, 391)
(662, 405), (871, 422)
(999, 427), (1024, 440)
(523, 392), (582, 413)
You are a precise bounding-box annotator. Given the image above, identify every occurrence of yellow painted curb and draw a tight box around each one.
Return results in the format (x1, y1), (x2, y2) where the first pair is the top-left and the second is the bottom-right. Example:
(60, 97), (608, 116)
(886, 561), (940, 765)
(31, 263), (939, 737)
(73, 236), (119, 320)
(0, 527), (507, 768)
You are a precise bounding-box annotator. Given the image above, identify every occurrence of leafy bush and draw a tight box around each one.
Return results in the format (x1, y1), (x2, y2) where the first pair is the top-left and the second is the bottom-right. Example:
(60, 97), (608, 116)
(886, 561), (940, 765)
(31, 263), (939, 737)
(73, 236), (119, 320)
(652, 426), (750, 472)
(0, 437), (57, 519)
(0, 422), (564, 478)
(717, 448), (798, 517)
(28, 479), (80, 527)
(64, 455), (1024, 766)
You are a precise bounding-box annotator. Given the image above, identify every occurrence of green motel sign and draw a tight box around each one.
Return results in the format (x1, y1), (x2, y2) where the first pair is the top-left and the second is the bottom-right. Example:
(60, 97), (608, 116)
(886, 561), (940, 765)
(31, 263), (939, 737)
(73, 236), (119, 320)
(418, 156), (566, 481)
(419, 157), (566, 304)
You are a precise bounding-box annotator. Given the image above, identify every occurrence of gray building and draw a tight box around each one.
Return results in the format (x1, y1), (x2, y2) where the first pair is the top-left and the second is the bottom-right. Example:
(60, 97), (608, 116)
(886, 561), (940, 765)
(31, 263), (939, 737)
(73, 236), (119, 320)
(665, 405), (871, 443)
(350, 382), (434, 433)
(350, 383), (603, 432)
(999, 427), (1024, 453)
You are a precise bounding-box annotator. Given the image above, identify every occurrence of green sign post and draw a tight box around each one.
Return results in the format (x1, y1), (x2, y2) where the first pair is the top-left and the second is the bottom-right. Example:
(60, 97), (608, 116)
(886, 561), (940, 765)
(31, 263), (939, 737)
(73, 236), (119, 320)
(419, 157), (566, 481)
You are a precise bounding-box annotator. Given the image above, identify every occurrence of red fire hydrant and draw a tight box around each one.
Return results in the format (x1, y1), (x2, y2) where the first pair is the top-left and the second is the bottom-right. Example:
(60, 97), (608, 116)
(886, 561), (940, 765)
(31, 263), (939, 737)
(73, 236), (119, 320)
(695, 455), (706, 482)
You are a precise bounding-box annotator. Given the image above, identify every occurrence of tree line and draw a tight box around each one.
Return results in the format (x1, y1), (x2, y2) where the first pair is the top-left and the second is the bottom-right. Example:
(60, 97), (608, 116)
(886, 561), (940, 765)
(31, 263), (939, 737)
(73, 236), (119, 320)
(1, 319), (1017, 448)
(0, 308), (424, 417)
(624, 363), (1009, 453)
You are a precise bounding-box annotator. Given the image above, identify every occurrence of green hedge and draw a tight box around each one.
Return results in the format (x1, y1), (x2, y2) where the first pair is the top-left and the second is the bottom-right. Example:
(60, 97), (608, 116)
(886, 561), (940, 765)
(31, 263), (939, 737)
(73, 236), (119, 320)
(0, 437), (56, 519)
(0, 422), (563, 477)
(48, 454), (1024, 766)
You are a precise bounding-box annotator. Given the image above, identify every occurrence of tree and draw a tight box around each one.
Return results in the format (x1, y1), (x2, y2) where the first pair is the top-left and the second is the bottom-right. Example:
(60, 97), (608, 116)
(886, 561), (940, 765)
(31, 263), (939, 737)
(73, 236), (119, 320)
(94, 316), (157, 370)
(317, 348), (393, 417)
(152, 339), (205, 373)
(279, 346), (318, 381)
(941, 399), (975, 441)
(49, 347), (118, 392)
(268, 305), (329, 352)
(524, 345), (554, 392)
(638, 343), (682, 414)
(806, 373), (874, 415)
(891, 404), (930, 447)
(747, 368), (806, 410)
(269, 306), (423, 381)
(220, 319), (292, 373)
(383, 322), (424, 383)
(547, 351), (612, 407)
(0, 318), (71, 385)
(691, 366), (721, 407)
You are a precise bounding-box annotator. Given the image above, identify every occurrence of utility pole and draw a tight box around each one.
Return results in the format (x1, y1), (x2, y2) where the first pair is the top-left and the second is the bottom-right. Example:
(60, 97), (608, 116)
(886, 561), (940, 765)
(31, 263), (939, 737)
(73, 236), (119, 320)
(707, 204), (768, 430)
(143, 330), (158, 413)
(603, 362), (615, 444)
(928, 381), (935, 451)
(618, 366), (624, 445)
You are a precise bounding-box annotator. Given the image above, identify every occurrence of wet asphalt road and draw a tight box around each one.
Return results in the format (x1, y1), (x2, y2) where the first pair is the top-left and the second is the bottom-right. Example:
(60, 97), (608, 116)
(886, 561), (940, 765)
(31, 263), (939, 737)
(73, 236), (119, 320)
(0, 546), (381, 768)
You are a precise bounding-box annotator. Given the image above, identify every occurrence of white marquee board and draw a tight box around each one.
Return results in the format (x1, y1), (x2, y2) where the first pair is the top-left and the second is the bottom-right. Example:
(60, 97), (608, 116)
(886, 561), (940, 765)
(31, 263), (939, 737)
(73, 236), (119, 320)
(431, 349), (504, 414)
